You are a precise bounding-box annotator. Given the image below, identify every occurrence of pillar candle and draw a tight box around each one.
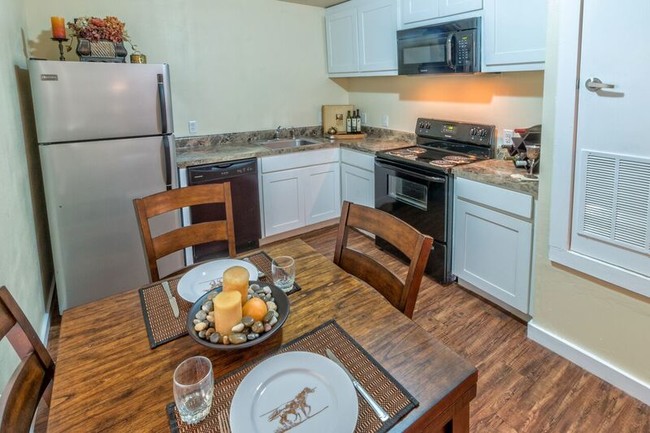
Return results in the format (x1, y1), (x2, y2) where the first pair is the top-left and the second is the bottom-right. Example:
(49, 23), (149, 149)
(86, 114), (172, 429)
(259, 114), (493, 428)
(222, 266), (250, 306)
(50, 16), (66, 39)
(213, 291), (242, 336)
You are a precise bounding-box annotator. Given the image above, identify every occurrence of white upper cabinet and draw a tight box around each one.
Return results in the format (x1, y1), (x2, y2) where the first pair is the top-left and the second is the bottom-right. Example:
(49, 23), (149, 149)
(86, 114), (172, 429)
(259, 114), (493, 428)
(400, 0), (481, 26)
(358, 1), (398, 72)
(401, 0), (439, 25)
(326, 7), (359, 74)
(483, 0), (547, 71)
(326, 0), (398, 77)
(439, 0), (482, 18)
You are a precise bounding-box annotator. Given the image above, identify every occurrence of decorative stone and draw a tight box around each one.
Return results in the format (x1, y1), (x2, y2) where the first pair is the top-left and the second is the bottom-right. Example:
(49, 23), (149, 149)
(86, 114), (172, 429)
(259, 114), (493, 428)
(263, 286), (272, 295)
(264, 323), (272, 332)
(198, 330), (206, 339)
(195, 310), (207, 321)
(201, 300), (213, 312)
(222, 335), (230, 345)
(251, 321), (264, 333)
(263, 311), (275, 323)
(247, 333), (259, 341)
(249, 284), (260, 292)
(205, 328), (215, 338)
(209, 332), (221, 343)
(231, 323), (245, 333)
(206, 313), (214, 323)
(269, 316), (278, 326)
(241, 316), (255, 328)
(266, 301), (277, 311)
(194, 322), (208, 332)
(230, 333), (247, 345)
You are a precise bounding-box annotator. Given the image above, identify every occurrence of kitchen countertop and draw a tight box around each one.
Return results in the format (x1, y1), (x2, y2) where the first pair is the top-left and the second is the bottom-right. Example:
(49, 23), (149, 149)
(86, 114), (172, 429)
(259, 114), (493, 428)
(175, 136), (414, 168)
(452, 159), (539, 199)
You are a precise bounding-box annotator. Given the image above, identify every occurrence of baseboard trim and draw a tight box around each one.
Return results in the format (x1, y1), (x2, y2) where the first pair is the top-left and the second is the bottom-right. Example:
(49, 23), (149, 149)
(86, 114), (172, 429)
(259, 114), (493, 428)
(39, 277), (56, 346)
(527, 321), (650, 405)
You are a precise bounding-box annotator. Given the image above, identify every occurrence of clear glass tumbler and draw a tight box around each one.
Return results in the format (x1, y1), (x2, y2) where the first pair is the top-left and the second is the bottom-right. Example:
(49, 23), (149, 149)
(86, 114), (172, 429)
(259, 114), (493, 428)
(271, 256), (295, 292)
(173, 356), (214, 425)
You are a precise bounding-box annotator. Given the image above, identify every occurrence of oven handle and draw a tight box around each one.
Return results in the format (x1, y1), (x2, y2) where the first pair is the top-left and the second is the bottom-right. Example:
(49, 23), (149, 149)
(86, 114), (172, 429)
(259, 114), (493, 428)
(375, 161), (447, 184)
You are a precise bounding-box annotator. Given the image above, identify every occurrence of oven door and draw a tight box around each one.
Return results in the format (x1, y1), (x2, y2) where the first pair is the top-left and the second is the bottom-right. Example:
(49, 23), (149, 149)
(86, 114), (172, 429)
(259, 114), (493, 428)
(374, 158), (453, 283)
(375, 159), (449, 242)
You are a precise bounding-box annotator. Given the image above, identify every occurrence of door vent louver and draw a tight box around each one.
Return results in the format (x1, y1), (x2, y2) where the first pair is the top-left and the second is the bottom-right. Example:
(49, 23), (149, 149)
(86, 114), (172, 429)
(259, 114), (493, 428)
(579, 151), (650, 253)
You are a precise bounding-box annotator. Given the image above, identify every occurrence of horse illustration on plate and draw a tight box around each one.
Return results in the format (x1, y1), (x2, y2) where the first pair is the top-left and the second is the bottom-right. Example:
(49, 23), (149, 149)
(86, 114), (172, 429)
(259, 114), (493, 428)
(261, 386), (328, 432)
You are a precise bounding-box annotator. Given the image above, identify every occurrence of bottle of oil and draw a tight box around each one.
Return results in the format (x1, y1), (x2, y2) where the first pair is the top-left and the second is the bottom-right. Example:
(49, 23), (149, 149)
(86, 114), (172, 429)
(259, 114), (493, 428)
(346, 111), (352, 133)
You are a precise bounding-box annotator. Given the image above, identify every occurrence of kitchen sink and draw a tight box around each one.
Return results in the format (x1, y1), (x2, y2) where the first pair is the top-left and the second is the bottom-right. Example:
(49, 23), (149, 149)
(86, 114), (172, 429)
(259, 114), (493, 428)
(258, 138), (320, 150)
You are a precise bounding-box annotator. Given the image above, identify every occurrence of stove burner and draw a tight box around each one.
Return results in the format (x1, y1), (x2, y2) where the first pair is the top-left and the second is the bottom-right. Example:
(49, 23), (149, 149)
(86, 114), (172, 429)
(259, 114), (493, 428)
(442, 155), (474, 163)
(429, 160), (456, 167)
(406, 148), (427, 154)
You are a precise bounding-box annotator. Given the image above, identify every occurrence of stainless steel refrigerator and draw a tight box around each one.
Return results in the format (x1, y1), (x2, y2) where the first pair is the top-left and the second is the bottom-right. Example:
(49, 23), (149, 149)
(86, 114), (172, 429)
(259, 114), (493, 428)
(29, 59), (183, 312)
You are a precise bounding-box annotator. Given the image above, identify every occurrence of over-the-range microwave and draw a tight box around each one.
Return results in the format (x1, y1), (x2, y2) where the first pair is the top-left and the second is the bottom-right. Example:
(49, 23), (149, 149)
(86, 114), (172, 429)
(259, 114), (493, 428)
(397, 17), (480, 75)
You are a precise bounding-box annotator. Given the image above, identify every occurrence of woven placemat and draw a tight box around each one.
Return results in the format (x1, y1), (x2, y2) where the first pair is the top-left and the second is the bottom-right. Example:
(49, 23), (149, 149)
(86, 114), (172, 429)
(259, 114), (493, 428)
(166, 320), (419, 433)
(139, 252), (301, 348)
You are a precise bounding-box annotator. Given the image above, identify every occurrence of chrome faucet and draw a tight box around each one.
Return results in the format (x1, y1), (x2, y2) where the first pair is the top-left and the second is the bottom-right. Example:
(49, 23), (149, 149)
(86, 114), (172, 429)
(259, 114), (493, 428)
(274, 126), (282, 140)
(289, 127), (296, 139)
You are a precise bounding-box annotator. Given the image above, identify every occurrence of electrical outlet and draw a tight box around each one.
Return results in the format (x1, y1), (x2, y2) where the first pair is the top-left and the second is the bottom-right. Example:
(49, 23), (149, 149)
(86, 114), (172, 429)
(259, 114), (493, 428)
(188, 120), (198, 134)
(361, 112), (368, 124)
(381, 114), (389, 128)
(503, 128), (514, 146)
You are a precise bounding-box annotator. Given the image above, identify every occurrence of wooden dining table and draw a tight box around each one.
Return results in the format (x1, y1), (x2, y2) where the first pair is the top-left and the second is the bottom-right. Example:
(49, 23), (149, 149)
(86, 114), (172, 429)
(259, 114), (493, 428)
(46, 238), (477, 433)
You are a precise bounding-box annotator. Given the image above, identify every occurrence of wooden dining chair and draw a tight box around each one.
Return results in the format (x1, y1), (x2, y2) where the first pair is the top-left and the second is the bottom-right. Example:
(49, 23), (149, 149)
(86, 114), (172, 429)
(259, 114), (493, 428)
(0, 286), (55, 433)
(334, 201), (433, 318)
(133, 182), (236, 282)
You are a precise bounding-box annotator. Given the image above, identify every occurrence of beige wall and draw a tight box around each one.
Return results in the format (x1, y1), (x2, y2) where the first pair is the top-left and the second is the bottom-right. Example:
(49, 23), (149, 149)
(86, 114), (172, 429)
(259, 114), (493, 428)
(345, 71), (544, 143)
(0, 0), (51, 389)
(534, 3), (650, 384)
(24, 0), (349, 136)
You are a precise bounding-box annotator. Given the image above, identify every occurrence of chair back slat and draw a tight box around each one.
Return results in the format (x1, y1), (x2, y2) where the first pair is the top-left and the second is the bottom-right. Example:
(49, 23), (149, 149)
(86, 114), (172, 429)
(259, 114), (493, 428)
(133, 183), (236, 282)
(334, 201), (433, 318)
(0, 286), (55, 433)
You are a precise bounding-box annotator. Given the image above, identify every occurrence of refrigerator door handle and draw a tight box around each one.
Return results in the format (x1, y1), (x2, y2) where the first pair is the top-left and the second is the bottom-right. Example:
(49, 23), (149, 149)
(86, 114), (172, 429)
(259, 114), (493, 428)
(157, 74), (169, 134)
(162, 135), (173, 190)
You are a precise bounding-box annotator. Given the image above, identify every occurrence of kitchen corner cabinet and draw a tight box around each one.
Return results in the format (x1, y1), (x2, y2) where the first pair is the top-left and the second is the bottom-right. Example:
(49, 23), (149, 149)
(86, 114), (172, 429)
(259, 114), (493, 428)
(482, 0), (547, 72)
(452, 177), (534, 314)
(341, 148), (375, 208)
(326, 0), (398, 76)
(260, 149), (341, 237)
(400, 0), (482, 27)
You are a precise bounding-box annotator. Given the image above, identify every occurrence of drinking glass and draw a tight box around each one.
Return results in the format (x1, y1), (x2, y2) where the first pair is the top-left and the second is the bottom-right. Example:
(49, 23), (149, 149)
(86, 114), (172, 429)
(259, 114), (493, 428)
(173, 356), (214, 425)
(271, 256), (295, 292)
(525, 144), (541, 178)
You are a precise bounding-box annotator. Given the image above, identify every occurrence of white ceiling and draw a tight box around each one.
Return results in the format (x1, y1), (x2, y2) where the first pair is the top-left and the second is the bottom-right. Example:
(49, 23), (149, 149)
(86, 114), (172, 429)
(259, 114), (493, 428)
(278, 0), (346, 8)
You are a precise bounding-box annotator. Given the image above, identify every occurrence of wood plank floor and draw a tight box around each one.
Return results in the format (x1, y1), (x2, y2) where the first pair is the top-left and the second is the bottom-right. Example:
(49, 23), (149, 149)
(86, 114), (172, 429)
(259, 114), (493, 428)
(37, 225), (650, 432)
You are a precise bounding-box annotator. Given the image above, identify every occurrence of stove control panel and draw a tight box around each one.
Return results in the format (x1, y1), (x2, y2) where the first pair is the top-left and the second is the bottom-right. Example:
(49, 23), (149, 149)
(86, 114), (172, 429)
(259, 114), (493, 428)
(416, 118), (495, 146)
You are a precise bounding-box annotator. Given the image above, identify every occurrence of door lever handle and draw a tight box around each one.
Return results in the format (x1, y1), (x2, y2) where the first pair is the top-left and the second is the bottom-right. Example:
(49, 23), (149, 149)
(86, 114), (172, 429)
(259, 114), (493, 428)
(585, 77), (615, 92)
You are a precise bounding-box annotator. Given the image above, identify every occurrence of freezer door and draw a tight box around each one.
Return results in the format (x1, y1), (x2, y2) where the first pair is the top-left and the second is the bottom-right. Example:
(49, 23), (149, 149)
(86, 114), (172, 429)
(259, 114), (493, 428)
(40, 136), (183, 312)
(29, 60), (173, 143)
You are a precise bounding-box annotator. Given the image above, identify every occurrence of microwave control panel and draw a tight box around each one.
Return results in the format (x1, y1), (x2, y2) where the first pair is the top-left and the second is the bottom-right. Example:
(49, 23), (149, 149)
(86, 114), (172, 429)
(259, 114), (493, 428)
(455, 30), (475, 69)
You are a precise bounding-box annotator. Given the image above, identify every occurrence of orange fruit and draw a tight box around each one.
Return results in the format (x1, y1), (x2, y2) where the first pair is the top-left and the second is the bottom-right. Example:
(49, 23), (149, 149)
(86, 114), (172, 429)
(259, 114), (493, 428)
(242, 297), (268, 322)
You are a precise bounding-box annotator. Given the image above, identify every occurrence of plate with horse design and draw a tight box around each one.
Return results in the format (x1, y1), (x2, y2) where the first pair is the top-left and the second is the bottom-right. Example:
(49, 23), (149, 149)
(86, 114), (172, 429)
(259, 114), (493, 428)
(230, 351), (358, 433)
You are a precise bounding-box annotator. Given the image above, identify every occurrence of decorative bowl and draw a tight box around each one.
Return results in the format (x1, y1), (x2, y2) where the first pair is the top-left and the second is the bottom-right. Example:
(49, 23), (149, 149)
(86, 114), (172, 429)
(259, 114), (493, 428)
(186, 281), (290, 350)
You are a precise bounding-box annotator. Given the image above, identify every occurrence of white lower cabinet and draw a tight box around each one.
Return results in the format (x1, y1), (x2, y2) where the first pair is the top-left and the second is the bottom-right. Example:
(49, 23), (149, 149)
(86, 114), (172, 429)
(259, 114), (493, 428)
(340, 148), (375, 208)
(261, 149), (341, 237)
(452, 177), (534, 314)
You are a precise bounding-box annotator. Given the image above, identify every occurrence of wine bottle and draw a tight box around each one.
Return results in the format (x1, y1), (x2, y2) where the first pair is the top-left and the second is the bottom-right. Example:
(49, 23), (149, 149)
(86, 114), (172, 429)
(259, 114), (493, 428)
(346, 111), (352, 134)
(355, 110), (361, 133)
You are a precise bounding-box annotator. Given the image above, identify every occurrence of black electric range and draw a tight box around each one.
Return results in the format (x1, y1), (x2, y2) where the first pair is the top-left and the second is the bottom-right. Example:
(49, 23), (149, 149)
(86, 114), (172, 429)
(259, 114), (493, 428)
(374, 118), (495, 284)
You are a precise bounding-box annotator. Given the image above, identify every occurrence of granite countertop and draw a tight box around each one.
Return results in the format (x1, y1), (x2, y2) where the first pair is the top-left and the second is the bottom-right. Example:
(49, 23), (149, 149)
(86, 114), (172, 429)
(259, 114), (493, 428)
(175, 136), (413, 168)
(452, 159), (539, 199)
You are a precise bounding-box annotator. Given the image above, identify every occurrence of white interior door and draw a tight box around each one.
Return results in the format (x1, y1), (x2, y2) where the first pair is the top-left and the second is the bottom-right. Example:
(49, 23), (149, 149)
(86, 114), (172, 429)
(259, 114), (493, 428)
(570, 0), (650, 281)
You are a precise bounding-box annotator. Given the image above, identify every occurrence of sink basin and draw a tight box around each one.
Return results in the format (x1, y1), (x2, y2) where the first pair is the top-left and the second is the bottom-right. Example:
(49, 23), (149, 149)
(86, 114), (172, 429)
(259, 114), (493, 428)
(259, 138), (320, 150)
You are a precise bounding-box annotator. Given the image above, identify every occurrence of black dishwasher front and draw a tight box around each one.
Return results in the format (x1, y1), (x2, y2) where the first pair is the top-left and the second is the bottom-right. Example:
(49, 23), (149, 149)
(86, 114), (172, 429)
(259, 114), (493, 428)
(187, 158), (261, 263)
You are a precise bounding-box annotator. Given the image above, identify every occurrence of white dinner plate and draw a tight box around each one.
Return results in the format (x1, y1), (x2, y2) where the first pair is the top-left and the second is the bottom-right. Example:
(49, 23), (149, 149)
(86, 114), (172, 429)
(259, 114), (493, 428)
(230, 351), (358, 433)
(176, 259), (259, 302)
